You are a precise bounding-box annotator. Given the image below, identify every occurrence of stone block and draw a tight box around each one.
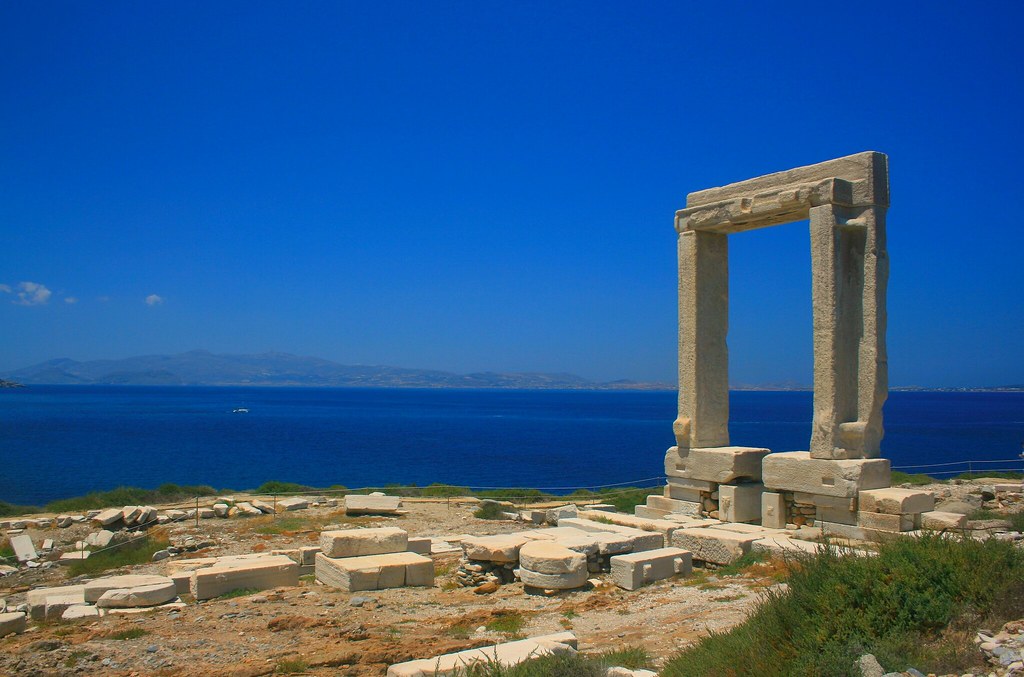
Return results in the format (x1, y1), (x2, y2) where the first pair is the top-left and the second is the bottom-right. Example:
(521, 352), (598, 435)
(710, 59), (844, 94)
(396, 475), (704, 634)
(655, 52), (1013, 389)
(858, 488), (935, 515)
(751, 537), (819, 557)
(556, 518), (665, 551)
(298, 546), (320, 566)
(85, 530), (115, 548)
(670, 528), (755, 565)
(713, 523), (789, 536)
(10, 534), (37, 562)
(577, 510), (680, 540)
(816, 521), (868, 540)
(344, 494), (401, 514)
(59, 551), (91, 562)
(85, 575), (175, 603)
(761, 492), (786, 529)
(995, 483), (1023, 493)
(545, 505), (578, 524)
(278, 497), (309, 511)
(920, 511), (967, 530)
(315, 551), (433, 591)
(251, 500), (275, 514)
(92, 508), (122, 526)
(191, 555), (299, 600)
(198, 507), (215, 519)
(45, 592), (86, 621)
(665, 446), (769, 483)
(634, 506), (669, 519)
(461, 533), (531, 562)
(762, 452), (890, 498)
(320, 527), (408, 558)
(816, 505), (858, 526)
(121, 505), (143, 525)
(647, 495), (701, 514)
(96, 581), (178, 608)
(62, 605), (101, 620)
(519, 567), (589, 589)
(667, 476), (716, 493)
(213, 503), (230, 518)
(793, 492), (858, 511)
(610, 547), (692, 590)
(171, 571), (192, 596)
(719, 483), (763, 523)
(386, 632), (577, 677)
(519, 542), (585, 575)
(0, 611), (26, 636)
(584, 503), (616, 512)
(234, 502), (263, 517)
(858, 511), (917, 533)
(27, 585), (86, 620)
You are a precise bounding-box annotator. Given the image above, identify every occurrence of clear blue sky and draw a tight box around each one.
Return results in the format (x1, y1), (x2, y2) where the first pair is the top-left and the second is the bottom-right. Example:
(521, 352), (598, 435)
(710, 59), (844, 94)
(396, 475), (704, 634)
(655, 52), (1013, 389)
(1, 2), (1022, 387)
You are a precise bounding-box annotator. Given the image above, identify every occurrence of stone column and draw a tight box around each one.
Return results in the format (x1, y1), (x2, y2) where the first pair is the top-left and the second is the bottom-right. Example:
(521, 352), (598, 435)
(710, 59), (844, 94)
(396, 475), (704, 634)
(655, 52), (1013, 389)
(809, 204), (888, 459)
(674, 229), (730, 450)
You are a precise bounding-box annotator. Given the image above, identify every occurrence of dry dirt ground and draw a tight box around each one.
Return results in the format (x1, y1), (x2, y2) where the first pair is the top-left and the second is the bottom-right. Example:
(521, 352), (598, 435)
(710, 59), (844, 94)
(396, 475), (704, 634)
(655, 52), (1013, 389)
(0, 498), (779, 676)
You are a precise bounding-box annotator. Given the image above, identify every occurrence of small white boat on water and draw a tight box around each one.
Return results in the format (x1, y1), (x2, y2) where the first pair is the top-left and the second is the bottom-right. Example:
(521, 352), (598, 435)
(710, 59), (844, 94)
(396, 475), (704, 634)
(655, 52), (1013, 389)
(232, 408), (249, 414)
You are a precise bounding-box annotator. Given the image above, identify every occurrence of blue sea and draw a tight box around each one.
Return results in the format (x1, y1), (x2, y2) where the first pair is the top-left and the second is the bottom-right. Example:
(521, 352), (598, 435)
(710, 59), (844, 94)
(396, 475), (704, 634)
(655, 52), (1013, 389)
(0, 386), (1022, 506)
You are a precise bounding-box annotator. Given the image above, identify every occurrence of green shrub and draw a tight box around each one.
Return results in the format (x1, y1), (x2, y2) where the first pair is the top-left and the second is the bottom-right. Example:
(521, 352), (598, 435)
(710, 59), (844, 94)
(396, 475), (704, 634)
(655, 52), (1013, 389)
(421, 483), (470, 497)
(254, 481), (313, 494)
(477, 488), (551, 503)
(45, 484), (216, 513)
(596, 487), (662, 513)
(0, 500), (39, 517)
(955, 471), (1024, 481)
(485, 611), (525, 635)
(661, 534), (1024, 677)
(890, 471), (935, 486)
(473, 502), (509, 520)
(106, 628), (149, 640)
(275, 658), (308, 674)
(219, 587), (261, 599)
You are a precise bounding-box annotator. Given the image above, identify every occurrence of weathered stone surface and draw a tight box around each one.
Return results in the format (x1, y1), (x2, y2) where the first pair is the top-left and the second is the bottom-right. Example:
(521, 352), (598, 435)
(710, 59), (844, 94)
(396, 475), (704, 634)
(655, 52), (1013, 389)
(85, 575), (175, 603)
(212, 503), (230, 518)
(519, 567), (589, 590)
(121, 505), (143, 525)
(320, 527), (408, 558)
(816, 504), (858, 526)
(556, 518), (664, 551)
(577, 511), (680, 540)
(251, 500), (275, 514)
(762, 492), (786, 529)
(198, 507), (216, 519)
(646, 495), (697, 514)
(45, 592), (86, 621)
(461, 534), (531, 563)
(518, 542), (586, 576)
(544, 505), (578, 524)
(857, 511), (917, 533)
(170, 571), (192, 596)
(667, 476), (716, 493)
(751, 537), (819, 556)
(315, 551), (433, 591)
(59, 551), (90, 562)
(634, 506), (668, 520)
(0, 611), (26, 636)
(719, 483), (764, 523)
(793, 492), (858, 511)
(27, 585), (86, 620)
(278, 497), (309, 511)
(190, 555), (299, 600)
(670, 528), (755, 565)
(93, 508), (123, 526)
(858, 488), (935, 515)
(386, 632), (577, 677)
(10, 534), (37, 562)
(610, 547), (692, 590)
(96, 581), (178, 608)
(762, 452), (890, 498)
(234, 502), (262, 517)
(62, 605), (100, 620)
(344, 495), (401, 515)
(665, 446), (769, 483)
(920, 511), (967, 530)
(85, 530), (115, 548)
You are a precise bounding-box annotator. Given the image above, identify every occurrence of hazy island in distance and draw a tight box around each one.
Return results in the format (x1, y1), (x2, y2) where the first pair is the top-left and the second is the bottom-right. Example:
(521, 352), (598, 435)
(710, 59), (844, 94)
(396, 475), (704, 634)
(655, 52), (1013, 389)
(3, 350), (672, 390)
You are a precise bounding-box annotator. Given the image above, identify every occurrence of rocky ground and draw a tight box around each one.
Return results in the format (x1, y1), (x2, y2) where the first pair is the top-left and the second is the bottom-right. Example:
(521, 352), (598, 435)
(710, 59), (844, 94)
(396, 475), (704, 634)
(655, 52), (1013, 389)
(0, 498), (769, 676)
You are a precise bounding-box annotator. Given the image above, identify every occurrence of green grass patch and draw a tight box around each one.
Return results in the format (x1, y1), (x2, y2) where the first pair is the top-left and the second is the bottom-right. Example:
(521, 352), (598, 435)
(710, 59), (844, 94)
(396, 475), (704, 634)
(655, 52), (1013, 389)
(256, 516), (312, 534)
(955, 471), (1024, 481)
(421, 483), (471, 497)
(445, 623), (473, 639)
(218, 587), (261, 599)
(66, 533), (170, 577)
(593, 646), (652, 670)
(46, 483), (217, 513)
(715, 550), (770, 576)
(660, 534), (1024, 677)
(969, 508), (1024, 532)
(450, 648), (650, 676)
(476, 488), (551, 503)
(275, 658), (308, 674)
(254, 481), (314, 494)
(485, 611), (526, 635)
(0, 499), (40, 517)
(890, 471), (936, 486)
(106, 628), (149, 640)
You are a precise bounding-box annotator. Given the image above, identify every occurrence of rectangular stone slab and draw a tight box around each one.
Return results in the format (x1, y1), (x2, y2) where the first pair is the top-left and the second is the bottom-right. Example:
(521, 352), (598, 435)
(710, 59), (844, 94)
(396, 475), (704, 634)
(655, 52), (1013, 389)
(665, 446), (769, 484)
(577, 510), (681, 539)
(634, 506), (669, 520)
(190, 555), (298, 600)
(610, 547), (692, 590)
(751, 537), (820, 556)
(762, 451), (890, 498)
(761, 492), (786, 529)
(10, 534), (37, 562)
(387, 632), (577, 677)
(27, 585), (86, 621)
(920, 511), (967, 530)
(647, 495), (701, 514)
(345, 495), (402, 514)
(719, 483), (764, 523)
(858, 511), (917, 533)
(315, 551), (433, 591)
(556, 518), (664, 551)
(670, 528), (756, 565)
(320, 527), (408, 558)
(858, 488), (935, 515)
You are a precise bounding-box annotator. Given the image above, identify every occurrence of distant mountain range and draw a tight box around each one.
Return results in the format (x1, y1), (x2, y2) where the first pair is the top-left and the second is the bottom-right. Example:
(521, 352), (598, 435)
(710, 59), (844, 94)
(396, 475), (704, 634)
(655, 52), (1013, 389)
(4, 350), (673, 390)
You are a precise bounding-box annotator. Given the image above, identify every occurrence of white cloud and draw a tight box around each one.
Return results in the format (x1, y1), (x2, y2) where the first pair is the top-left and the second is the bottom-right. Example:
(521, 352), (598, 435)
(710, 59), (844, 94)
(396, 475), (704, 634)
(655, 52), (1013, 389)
(13, 281), (51, 306)
(0, 284), (10, 294)
(64, 297), (78, 304)
(145, 294), (164, 306)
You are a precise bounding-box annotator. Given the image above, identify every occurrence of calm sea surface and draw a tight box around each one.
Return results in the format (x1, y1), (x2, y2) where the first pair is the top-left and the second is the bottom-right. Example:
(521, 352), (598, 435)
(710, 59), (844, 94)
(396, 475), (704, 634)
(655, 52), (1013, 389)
(0, 387), (1022, 505)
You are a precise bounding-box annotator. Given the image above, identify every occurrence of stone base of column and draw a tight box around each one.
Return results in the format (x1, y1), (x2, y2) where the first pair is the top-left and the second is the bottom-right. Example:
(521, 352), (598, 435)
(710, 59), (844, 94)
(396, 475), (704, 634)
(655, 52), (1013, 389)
(664, 446), (770, 484)
(762, 451), (890, 499)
